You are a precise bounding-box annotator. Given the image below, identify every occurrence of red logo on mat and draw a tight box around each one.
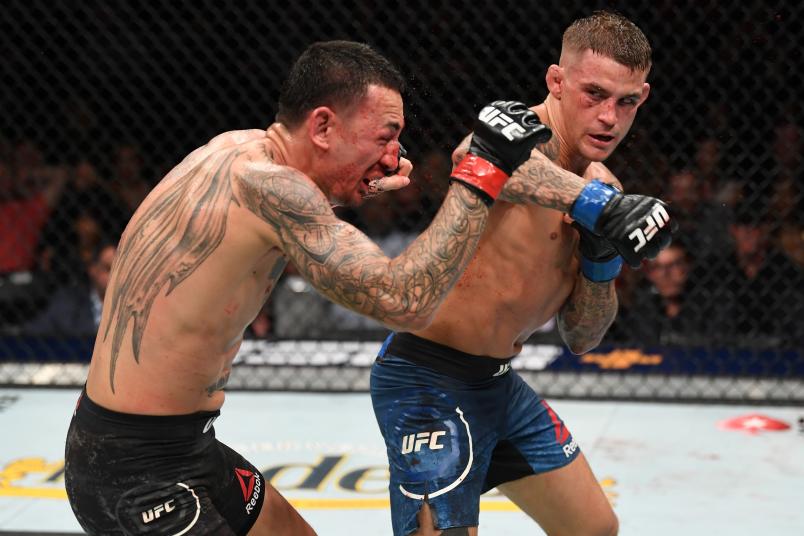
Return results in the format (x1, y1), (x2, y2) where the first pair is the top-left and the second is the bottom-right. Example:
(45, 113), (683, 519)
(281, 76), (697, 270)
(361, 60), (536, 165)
(718, 414), (791, 434)
(235, 468), (255, 501)
(541, 400), (571, 443)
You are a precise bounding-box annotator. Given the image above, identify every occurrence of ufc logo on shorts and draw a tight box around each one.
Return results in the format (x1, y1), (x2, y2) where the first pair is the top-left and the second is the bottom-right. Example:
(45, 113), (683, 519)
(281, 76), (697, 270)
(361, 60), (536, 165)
(401, 431), (446, 454)
(141, 500), (175, 524)
(479, 106), (526, 141)
(628, 203), (670, 252)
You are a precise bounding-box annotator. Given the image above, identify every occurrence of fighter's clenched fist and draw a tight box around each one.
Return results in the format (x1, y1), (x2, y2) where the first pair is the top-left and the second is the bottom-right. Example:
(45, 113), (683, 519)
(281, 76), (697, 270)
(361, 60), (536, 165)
(451, 100), (552, 205)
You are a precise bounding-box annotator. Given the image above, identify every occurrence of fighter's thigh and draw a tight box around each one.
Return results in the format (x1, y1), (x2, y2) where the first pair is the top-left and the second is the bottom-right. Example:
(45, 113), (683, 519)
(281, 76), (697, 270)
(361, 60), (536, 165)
(385, 394), (491, 535)
(497, 453), (617, 536)
(378, 385), (496, 534)
(247, 481), (316, 536)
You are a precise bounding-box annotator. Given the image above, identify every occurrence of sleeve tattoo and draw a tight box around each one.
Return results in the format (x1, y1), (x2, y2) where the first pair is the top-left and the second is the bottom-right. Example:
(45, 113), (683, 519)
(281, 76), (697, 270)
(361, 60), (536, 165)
(455, 130), (586, 212)
(237, 165), (489, 328)
(497, 148), (588, 211)
(557, 277), (618, 354)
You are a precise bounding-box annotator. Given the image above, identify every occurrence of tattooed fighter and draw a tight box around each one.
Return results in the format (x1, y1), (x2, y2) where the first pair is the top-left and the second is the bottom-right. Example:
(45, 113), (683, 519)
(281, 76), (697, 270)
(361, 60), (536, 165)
(63, 41), (553, 535)
(371, 12), (676, 536)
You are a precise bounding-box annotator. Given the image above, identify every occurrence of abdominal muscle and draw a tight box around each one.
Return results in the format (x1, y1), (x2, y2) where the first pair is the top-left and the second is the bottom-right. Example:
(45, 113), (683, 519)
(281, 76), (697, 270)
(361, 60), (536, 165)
(413, 202), (579, 358)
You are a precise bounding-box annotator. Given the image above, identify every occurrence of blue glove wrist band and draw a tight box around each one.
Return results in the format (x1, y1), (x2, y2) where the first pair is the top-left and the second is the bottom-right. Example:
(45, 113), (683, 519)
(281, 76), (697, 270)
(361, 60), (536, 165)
(570, 179), (618, 230)
(581, 255), (623, 282)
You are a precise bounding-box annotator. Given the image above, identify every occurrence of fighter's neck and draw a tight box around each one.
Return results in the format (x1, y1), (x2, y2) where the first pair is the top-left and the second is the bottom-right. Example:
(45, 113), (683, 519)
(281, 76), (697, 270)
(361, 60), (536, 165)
(262, 122), (333, 202)
(263, 123), (295, 168)
(542, 96), (592, 176)
(263, 122), (320, 179)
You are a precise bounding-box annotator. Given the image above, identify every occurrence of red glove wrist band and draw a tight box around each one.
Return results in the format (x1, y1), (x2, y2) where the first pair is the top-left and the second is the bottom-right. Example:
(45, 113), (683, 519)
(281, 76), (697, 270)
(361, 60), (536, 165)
(450, 154), (509, 201)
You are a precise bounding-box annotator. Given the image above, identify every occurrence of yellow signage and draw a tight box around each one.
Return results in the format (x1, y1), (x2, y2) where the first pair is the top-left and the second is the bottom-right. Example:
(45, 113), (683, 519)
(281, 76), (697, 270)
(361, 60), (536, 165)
(0, 456), (618, 511)
(581, 349), (662, 370)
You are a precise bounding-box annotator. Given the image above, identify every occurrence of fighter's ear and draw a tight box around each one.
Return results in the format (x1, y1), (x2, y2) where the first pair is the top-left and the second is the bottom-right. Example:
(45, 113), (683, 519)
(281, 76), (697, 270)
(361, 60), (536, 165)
(636, 82), (651, 107)
(546, 64), (564, 99)
(307, 106), (336, 150)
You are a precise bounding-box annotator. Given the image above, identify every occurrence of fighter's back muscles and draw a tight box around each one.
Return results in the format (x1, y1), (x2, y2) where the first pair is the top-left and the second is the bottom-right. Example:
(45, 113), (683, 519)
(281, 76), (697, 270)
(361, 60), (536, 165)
(103, 146), (246, 393)
(234, 159), (490, 330)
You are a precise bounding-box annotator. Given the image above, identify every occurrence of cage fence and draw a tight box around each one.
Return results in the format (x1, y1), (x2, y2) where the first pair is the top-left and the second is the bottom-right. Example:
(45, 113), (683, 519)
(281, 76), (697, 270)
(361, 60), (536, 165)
(1, 0), (802, 403)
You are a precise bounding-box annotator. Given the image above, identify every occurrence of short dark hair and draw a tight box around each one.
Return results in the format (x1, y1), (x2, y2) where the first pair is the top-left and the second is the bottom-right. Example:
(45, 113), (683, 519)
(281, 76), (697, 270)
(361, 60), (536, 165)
(562, 11), (652, 72)
(276, 41), (405, 129)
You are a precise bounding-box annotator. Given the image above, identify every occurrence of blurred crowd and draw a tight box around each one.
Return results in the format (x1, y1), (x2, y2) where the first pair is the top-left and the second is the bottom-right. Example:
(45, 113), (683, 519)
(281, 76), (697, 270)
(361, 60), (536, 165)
(1, 118), (802, 350)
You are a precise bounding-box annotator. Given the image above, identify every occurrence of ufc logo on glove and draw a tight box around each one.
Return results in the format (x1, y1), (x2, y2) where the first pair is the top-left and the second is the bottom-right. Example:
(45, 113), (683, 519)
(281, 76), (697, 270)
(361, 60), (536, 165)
(628, 204), (671, 252)
(478, 106), (527, 141)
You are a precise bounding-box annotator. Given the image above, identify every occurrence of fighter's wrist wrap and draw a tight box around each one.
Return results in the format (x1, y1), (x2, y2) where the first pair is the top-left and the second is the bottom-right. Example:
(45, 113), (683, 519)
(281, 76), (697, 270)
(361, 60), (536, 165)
(581, 255), (622, 283)
(570, 179), (618, 231)
(450, 154), (509, 206)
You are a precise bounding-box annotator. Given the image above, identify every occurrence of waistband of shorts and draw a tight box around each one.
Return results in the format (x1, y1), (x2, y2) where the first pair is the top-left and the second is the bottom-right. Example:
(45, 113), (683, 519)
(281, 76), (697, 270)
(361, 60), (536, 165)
(380, 332), (514, 382)
(75, 388), (221, 436)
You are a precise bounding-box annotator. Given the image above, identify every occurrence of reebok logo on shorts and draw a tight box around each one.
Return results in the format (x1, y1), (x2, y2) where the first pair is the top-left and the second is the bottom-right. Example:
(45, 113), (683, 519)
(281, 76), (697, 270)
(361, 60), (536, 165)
(235, 468), (262, 514)
(541, 401), (579, 457)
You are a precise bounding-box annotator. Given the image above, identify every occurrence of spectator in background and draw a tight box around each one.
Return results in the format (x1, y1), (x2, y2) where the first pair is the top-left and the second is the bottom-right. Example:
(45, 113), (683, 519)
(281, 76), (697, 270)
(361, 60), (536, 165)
(768, 120), (803, 270)
(768, 121), (802, 223)
(37, 158), (128, 284)
(109, 143), (151, 214)
(664, 168), (732, 262)
(771, 121), (802, 184)
(716, 206), (804, 349)
(691, 135), (740, 207)
(609, 239), (733, 347)
(778, 195), (804, 269)
(0, 141), (66, 274)
(22, 241), (116, 337)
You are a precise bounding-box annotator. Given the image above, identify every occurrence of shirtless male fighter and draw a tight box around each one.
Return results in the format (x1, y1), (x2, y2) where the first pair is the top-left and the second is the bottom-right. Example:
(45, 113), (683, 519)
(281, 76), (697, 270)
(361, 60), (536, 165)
(371, 12), (672, 536)
(64, 41), (551, 535)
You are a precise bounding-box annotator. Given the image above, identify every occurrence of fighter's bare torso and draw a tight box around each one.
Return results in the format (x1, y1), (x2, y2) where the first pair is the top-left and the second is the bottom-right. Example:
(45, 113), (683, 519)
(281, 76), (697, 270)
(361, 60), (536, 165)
(86, 129), (288, 415)
(414, 107), (617, 357)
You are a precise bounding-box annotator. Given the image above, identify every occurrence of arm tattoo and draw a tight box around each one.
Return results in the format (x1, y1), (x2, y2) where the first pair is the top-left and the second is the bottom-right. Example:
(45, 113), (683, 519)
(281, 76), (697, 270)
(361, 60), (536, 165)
(460, 130), (582, 211)
(558, 276), (618, 354)
(237, 166), (489, 327)
(536, 134), (560, 161)
(497, 149), (587, 211)
(103, 150), (239, 393)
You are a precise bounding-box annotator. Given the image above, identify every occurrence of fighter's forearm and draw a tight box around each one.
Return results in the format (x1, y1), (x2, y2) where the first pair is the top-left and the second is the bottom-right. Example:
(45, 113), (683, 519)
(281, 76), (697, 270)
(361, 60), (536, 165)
(238, 164), (489, 331)
(497, 149), (587, 212)
(379, 183), (489, 328)
(557, 274), (618, 355)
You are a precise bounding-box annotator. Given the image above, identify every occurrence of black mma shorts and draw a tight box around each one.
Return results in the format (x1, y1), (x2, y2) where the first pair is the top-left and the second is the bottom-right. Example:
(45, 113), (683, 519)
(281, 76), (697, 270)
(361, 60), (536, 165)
(65, 390), (265, 535)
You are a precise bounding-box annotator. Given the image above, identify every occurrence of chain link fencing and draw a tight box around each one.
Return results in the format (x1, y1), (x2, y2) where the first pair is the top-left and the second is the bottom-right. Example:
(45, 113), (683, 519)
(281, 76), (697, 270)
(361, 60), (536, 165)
(1, 0), (802, 402)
